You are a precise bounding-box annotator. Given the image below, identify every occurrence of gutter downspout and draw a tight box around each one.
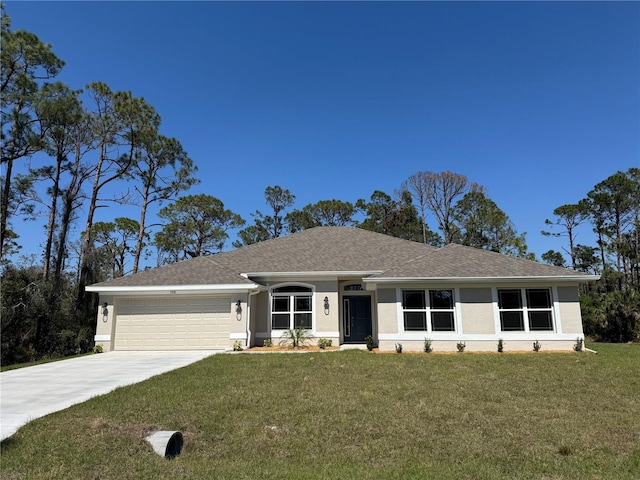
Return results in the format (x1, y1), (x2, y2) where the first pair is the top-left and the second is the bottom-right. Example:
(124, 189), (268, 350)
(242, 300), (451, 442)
(583, 337), (597, 354)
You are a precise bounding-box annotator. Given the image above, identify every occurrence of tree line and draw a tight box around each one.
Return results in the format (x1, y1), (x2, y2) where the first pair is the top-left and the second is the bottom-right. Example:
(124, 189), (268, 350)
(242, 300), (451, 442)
(1, 8), (637, 365)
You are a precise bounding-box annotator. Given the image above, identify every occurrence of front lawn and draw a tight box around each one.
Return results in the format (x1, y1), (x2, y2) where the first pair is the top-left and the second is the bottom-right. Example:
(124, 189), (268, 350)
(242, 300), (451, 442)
(1, 344), (639, 479)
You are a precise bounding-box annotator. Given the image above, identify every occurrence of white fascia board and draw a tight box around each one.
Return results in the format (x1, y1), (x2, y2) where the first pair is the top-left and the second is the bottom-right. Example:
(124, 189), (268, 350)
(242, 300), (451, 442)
(364, 275), (600, 285)
(85, 284), (264, 295)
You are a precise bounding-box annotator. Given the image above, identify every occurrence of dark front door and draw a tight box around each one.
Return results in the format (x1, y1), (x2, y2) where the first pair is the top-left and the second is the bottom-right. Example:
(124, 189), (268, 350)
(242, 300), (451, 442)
(343, 295), (372, 343)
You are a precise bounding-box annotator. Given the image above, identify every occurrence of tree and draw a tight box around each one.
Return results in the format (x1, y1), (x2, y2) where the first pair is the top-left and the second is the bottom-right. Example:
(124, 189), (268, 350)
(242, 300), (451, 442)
(258, 185), (295, 238)
(541, 201), (589, 270)
(231, 225), (271, 250)
(1, 6), (64, 257)
(595, 289), (640, 343)
(586, 169), (637, 280)
(92, 217), (140, 279)
(286, 199), (357, 232)
(235, 186), (295, 246)
(52, 109), (95, 280)
(357, 190), (439, 243)
(451, 189), (529, 257)
(77, 84), (158, 307)
(131, 134), (198, 273)
(32, 82), (84, 278)
(155, 194), (245, 262)
(541, 250), (566, 267)
(423, 171), (469, 244)
(573, 244), (600, 275)
(356, 190), (396, 235)
(401, 172), (431, 244)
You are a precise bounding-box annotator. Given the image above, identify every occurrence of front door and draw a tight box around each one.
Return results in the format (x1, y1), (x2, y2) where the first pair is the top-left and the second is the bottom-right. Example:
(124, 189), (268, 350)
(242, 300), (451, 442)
(343, 295), (372, 343)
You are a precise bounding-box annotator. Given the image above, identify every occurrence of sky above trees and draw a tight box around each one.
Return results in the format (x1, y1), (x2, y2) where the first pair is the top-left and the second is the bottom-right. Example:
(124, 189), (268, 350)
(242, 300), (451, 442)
(5, 1), (639, 263)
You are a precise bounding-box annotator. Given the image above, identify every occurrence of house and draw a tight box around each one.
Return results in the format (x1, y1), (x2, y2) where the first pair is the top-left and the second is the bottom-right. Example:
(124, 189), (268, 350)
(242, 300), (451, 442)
(87, 226), (599, 352)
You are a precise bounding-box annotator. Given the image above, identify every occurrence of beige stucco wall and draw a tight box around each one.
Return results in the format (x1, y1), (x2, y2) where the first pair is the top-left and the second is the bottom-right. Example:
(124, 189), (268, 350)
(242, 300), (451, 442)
(250, 280), (340, 346)
(251, 291), (269, 336)
(94, 294), (115, 351)
(314, 280), (339, 335)
(459, 287), (495, 335)
(556, 286), (584, 334)
(376, 288), (398, 334)
(230, 294), (248, 337)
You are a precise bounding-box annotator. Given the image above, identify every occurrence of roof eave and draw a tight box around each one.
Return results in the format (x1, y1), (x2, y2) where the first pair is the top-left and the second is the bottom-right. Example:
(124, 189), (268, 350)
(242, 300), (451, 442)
(244, 271), (383, 280)
(364, 275), (600, 284)
(85, 283), (265, 295)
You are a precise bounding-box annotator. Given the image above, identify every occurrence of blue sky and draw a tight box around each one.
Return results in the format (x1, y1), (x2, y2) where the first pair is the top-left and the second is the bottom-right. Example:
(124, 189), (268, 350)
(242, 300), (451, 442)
(5, 1), (639, 266)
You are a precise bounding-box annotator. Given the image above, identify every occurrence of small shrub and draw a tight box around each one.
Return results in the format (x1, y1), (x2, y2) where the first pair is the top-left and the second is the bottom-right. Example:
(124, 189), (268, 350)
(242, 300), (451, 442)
(573, 337), (583, 352)
(233, 340), (243, 351)
(317, 338), (332, 349)
(497, 339), (504, 353)
(395, 342), (403, 353)
(279, 327), (313, 348)
(263, 339), (273, 348)
(533, 340), (542, 352)
(456, 341), (466, 352)
(365, 335), (375, 351)
(423, 338), (433, 353)
(92, 344), (104, 354)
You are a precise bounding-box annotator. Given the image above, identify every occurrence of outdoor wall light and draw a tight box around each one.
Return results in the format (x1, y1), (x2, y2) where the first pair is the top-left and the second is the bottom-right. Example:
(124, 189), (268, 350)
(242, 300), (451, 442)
(235, 300), (242, 320)
(101, 302), (108, 322)
(236, 300), (242, 311)
(324, 296), (330, 315)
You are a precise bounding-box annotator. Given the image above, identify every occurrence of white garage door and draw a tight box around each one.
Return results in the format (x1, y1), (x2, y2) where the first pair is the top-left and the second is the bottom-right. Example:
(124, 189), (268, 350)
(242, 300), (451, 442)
(114, 296), (232, 350)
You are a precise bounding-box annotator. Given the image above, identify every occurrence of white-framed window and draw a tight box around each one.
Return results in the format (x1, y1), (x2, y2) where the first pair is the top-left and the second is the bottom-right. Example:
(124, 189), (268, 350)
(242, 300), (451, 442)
(402, 289), (455, 332)
(498, 288), (554, 332)
(271, 285), (313, 330)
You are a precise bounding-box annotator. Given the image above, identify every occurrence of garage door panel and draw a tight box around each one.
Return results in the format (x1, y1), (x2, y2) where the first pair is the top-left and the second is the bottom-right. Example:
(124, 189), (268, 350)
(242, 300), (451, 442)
(114, 296), (231, 350)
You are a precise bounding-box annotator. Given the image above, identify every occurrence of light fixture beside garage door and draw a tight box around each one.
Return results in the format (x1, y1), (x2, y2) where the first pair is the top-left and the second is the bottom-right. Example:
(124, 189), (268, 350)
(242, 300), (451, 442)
(236, 300), (242, 320)
(102, 303), (108, 322)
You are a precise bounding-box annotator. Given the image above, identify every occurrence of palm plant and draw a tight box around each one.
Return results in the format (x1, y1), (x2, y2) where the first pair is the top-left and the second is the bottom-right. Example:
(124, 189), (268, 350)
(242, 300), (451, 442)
(279, 327), (313, 348)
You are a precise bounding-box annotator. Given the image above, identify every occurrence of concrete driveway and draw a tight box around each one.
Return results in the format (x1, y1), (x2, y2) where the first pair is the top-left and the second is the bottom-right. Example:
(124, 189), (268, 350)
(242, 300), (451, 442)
(0, 350), (217, 441)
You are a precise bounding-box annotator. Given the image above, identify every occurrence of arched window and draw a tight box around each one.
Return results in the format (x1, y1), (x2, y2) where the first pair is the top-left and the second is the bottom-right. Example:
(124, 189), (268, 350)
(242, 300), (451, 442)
(271, 285), (313, 330)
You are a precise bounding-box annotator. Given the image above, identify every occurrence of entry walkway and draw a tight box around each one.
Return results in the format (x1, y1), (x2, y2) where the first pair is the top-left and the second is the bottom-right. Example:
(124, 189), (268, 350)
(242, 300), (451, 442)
(0, 350), (216, 441)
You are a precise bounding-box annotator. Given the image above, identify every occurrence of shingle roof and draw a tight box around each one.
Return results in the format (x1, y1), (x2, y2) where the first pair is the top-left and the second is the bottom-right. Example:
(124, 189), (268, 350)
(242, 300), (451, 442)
(88, 227), (590, 289)
(371, 242), (587, 279)
(88, 255), (256, 288)
(210, 226), (437, 273)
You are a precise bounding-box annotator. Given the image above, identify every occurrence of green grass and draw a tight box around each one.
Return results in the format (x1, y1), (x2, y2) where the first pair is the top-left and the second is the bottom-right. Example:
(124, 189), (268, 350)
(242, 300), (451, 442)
(2, 344), (639, 479)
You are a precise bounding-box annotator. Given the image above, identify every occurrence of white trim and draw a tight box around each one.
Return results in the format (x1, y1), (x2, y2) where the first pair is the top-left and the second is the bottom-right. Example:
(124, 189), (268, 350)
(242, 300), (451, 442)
(245, 271), (383, 278)
(552, 286), (563, 335)
(85, 284), (263, 295)
(397, 287), (458, 335)
(495, 287), (556, 334)
(395, 289), (404, 335)
(491, 287), (501, 335)
(94, 334), (111, 342)
(365, 275), (599, 284)
(454, 287), (463, 336)
(269, 282), (317, 332)
(230, 333), (248, 340)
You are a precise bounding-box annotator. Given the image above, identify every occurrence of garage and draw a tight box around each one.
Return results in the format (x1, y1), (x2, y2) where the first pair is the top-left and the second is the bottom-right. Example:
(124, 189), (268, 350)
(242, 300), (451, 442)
(114, 296), (231, 350)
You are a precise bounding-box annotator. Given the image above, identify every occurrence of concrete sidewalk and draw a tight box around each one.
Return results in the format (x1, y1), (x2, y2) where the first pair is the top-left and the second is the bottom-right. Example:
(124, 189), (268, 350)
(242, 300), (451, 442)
(0, 350), (217, 441)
